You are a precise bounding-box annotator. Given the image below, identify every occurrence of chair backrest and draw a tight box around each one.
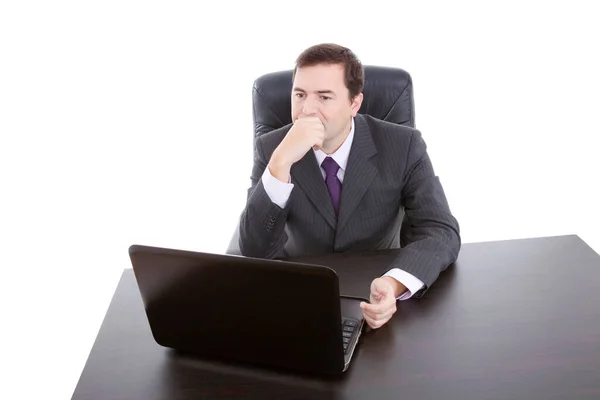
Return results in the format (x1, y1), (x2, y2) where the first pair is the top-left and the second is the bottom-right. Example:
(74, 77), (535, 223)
(251, 65), (416, 139)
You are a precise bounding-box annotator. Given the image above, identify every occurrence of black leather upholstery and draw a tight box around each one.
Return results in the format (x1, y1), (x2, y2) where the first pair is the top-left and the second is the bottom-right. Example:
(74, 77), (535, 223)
(252, 65), (415, 139)
(226, 65), (416, 255)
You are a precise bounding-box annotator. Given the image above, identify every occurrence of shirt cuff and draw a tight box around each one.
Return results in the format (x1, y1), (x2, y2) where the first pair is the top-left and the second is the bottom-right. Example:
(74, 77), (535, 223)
(383, 268), (425, 301)
(261, 166), (294, 209)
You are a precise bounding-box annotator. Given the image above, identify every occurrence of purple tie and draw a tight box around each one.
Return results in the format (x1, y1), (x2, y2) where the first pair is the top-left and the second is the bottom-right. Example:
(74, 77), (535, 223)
(321, 157), (342, 216)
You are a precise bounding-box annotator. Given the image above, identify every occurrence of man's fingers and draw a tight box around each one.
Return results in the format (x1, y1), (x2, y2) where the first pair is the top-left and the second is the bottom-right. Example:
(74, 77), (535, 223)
(360, 300), (396, 317)
(296, 116), (324, 127)
(364, 306), (396, 323)
(363, 314), (380, 329)
(314, 135), (324, 148)
(372, 279), (393, 297)
(370, 289), (386, 304)
(364, 312), (390, 329)
(361, 278), (398, 329)
(370, 280), (394, 305)
(372, 306), (396, 322)
(370, 290), (382, 303)
(360, 301), (384, 314)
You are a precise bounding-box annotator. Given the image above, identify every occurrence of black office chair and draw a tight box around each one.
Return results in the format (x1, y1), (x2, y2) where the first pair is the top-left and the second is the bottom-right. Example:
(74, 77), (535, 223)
(226, 65), (416, 255)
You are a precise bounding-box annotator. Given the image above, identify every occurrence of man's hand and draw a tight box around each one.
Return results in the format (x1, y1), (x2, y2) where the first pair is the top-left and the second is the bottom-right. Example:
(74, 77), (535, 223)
(360, 277), (405, 329)
(268, 117), (325, 182)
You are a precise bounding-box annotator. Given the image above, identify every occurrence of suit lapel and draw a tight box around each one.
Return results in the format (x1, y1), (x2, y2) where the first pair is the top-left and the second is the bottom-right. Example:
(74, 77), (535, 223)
(291, 150), (337, 230)
(336, 114), (378, 236)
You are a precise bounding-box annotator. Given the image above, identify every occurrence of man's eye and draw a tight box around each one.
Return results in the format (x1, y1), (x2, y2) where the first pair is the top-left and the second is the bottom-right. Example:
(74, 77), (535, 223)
(320, 96), (331, 100)
(295, 93), (304, 98)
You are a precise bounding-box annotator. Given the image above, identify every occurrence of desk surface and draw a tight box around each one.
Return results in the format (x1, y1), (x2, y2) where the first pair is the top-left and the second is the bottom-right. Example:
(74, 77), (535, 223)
(71, 235), (600, 400)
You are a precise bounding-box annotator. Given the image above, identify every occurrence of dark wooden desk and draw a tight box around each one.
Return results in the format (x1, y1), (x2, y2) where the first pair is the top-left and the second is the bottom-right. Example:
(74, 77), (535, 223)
(71, 235), (600, 400)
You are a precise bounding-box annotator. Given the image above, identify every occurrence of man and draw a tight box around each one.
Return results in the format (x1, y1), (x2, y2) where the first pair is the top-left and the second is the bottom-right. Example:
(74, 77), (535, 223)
(238, 43), (460, 329)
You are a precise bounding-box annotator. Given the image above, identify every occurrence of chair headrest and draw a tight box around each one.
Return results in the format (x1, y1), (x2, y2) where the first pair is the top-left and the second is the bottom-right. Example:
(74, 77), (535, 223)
(252, 65), (415, 138)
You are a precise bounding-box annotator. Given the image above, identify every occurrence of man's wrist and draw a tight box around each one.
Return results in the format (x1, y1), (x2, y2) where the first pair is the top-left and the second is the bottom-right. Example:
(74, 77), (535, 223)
(267, 163), (291, 183)
(381, 276), (408, 298)
(268, 154), (292, 183)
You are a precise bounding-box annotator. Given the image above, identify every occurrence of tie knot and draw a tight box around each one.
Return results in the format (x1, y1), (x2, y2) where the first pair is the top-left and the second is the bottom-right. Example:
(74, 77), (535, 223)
(321, 157), (340, 177)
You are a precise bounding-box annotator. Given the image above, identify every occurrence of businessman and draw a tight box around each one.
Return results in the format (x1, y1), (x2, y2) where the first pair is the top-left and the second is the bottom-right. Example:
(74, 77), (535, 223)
(238, 43), (461, 329)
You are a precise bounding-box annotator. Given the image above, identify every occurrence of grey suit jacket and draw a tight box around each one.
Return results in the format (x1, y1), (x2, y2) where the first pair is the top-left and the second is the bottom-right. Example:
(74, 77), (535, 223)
(238, 114), (461, 295)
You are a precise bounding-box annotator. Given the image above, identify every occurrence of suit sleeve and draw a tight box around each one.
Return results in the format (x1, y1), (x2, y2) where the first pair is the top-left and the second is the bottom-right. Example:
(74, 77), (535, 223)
(238, 136), (290, 259)
(390, 130), (461, 297)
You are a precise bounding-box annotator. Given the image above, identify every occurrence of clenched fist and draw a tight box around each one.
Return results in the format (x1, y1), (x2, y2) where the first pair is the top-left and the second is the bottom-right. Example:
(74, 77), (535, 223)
(360, 277), (404, 329)
(268, 116), (325, 183)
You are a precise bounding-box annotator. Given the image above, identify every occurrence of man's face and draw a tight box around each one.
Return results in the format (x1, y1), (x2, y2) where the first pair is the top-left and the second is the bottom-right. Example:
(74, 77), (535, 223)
(291, 63), (362, 146)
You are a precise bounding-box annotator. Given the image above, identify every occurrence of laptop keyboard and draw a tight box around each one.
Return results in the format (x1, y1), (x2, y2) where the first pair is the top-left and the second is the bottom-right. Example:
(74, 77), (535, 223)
(342, 318), (359, 353)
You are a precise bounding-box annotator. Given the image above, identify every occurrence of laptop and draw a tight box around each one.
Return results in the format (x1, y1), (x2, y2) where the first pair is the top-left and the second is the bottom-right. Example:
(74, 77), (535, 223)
(128, 244), (366, 375)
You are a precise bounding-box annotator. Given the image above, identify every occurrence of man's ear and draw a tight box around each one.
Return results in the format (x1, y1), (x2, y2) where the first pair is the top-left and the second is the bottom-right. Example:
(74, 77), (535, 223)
(350, 93), (363, 116)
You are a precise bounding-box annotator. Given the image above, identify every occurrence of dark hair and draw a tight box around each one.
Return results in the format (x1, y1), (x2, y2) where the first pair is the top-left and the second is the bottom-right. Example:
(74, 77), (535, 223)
(293, 43), (364, 100)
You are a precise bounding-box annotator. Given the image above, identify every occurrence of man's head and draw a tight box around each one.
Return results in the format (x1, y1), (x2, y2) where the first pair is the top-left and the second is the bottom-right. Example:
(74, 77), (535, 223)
(292, 43), (364, 151)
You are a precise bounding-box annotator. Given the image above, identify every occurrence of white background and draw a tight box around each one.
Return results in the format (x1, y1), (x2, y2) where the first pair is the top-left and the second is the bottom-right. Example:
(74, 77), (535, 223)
(1, 1), (598, 399)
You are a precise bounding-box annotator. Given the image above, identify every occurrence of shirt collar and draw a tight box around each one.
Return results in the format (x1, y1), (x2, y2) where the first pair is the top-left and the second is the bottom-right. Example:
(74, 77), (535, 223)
(313, 118), (355, 171)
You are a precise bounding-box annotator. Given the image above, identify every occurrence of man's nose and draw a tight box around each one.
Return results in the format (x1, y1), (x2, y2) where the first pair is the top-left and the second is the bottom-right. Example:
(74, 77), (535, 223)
(302, 96), (319, 116)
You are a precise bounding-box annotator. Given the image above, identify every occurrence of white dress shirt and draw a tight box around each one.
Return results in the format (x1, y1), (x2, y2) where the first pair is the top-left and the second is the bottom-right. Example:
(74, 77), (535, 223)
(261, 118), (425, 300)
